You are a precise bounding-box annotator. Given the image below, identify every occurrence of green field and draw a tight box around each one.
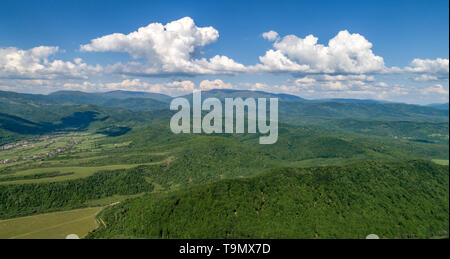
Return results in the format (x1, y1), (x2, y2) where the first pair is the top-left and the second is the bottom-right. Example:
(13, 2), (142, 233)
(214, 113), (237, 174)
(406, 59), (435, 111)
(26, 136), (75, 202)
(0, 207), (103, 239)
(0, 161), (168, 185)
(0, 133), (99, 160)
(432, 159), (449, 165)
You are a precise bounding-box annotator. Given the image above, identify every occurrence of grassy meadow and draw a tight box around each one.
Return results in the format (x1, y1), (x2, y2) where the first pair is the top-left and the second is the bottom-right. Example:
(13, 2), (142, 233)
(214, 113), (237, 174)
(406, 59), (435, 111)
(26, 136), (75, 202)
(0, 207), (103, 239)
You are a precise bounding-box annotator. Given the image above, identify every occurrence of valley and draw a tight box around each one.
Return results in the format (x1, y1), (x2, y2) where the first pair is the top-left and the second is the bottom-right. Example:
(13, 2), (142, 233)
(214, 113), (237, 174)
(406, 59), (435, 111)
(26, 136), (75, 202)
(0, 89), (448, 239)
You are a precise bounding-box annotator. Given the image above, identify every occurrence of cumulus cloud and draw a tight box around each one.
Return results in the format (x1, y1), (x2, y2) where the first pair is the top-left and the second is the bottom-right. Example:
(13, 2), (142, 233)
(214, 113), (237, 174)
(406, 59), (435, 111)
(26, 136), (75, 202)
(0, 78), (53, 93)
(1, 20), (447, 105)
(81, 17), (218, 60)
(62, 79), (196, 96)
(286, 74), (377, 91)
(81, 17), (246, 76)
(254, 49), (310, 72)
(375, 82), (388, 87)
(256, 30), (386, 74)
(413, 74), (439, 82)
(0, 46), (101, 80)
(421, 84), (449, 95)
(239, 80), (412, 102)
(238, 82), (272, 92)
(315, 74), (375, 82)
(199, 79), (233, 90)
(262, 30), (279, 41)
(405, 58), (449, 78)
(164, 80), (196, 95)
(292, 77), (316, 88)
(285, 74), (397, 94)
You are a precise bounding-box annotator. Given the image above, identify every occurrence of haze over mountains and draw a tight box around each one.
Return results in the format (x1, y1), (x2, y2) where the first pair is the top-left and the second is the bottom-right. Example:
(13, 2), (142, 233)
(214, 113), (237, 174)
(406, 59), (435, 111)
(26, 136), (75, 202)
(1, 88), (448, 148)
(43, 89), (450, 106)
(2, 89), (448, 113)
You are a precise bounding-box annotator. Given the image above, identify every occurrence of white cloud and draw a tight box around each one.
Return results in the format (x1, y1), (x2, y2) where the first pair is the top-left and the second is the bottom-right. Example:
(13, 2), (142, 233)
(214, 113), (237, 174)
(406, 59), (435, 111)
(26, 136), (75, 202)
(257, 30), (386, 74)
(316, 74), (375, 82)
(62, 79), (195, 96)
(199, 79), (233, 90)
(81, 17), (246, 76)
(165, 80), (196, 95)
(239, 80), (412, 102)
(239, 82), (273, 92)
(262, 30), (279, 41)
(0, 46), (102, 80)
(0, 78), (52, 93)
(81, 17), (218, 61)
(375, 82), (388, 87)
(322, 81), (348, 90)
(405, 58), (449, 76)
(288, 74), (377, 91)
(421, 84), (449, 95)
(413, 74), (439, 82)
(192, 55), (247, 74)
(253, 49), (310, 72)
(282, 74), (399, 95)
(0, 21), (447, 105)
(292, 77), (316, 88)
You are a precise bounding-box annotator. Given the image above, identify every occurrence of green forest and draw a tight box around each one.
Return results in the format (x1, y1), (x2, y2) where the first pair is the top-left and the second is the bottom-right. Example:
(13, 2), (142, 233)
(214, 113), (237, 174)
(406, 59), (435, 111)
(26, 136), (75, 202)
(0, 89), (448, 239)
(87, 160), (449, 239)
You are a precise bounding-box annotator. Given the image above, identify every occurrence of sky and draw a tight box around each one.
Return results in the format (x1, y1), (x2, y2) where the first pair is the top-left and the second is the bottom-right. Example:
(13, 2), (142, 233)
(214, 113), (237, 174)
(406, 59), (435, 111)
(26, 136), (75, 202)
(0, 0), (448, 104)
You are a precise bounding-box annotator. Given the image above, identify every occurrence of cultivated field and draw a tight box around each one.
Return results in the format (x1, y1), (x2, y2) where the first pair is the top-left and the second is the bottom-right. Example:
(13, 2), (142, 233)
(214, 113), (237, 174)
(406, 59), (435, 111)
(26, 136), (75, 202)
(0, 132), (172, 185)
(0, 207), (103, 239)
(432, 159), (449, 166)
(0, 162), (162, 185)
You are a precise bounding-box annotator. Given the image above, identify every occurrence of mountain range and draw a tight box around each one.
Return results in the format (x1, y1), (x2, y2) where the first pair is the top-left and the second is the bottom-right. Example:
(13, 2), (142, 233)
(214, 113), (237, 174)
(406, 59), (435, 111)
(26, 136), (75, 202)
(0, 88), (448, 239)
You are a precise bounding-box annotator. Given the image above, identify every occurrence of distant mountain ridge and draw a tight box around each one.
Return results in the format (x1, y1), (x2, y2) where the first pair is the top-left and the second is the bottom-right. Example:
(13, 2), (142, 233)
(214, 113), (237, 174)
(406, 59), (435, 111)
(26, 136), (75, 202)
(427, 103), (449, 110)
(0, 90), (170, 113)
(49, 90), (172, 104)
(314, 98), (391, 104)
(189, 89), (306, 102)
(2, 88), (446, 107)
(0, 89), (448, 126)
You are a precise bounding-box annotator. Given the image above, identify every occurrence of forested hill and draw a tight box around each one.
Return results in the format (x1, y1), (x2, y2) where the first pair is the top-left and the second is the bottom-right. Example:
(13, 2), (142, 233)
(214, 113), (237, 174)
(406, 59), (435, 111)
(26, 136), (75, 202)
(87, 160), (449, 239)
(1, 89), (448, 138)
(1, 90), (448, 123)
(428, 103), (449, 110)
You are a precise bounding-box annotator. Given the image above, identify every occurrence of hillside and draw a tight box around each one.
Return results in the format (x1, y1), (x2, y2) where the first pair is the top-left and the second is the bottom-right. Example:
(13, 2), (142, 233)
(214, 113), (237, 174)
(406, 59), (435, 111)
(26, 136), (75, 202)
(428, 103), (449, 111)
(48, 90), (172, 105)
(181, 89), (306, 102)
(178, 89), (448, 122)
(2, 89), (448, 124)
(279, 101), (449, 124)
(0, 89), (448, 239)
(313, 119), (449, 144)
(86, 160), (449, 239)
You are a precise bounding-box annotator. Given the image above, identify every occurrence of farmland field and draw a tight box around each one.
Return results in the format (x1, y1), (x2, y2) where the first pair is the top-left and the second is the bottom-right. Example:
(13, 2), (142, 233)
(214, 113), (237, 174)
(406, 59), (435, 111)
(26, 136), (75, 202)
(0, 162), (168, 185)
(432, 159), (450, 165)
(0, 132), (173, 185)
(0, 207), (103, 239)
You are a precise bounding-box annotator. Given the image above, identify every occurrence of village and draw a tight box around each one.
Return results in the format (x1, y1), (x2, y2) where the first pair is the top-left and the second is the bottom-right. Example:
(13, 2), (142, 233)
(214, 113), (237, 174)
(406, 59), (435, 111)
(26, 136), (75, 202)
(0, 134), (80, 165)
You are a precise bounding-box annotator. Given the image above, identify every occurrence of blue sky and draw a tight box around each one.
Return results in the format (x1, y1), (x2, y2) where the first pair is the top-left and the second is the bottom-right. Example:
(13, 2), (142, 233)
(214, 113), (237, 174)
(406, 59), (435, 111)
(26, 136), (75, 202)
(0, 0), (448, 104)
